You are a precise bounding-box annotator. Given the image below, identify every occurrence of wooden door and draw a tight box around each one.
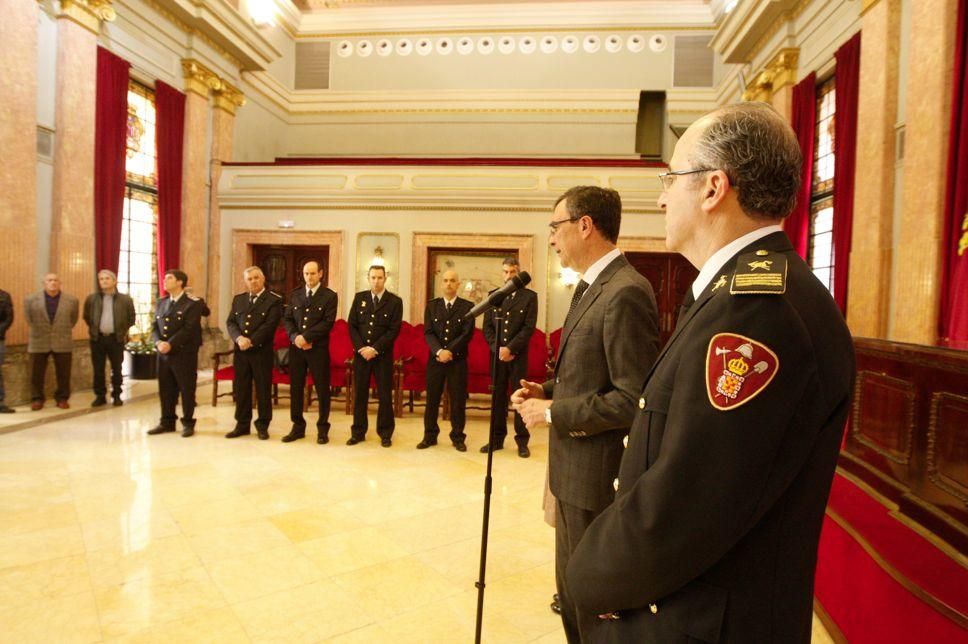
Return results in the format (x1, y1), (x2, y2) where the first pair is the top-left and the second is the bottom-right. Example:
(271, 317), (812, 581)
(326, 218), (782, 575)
(252, 245), (330, 302)
(625, 251), (698, 347)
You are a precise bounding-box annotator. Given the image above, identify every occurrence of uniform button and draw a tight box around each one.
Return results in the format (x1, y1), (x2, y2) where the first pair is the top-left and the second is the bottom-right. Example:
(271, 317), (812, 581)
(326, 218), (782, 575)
(555, 377), (560, 384)
(649, 603), (658, 614)
(639, 397), (646, 409)
(623, 435), (628, 448)
(613, 478), (619, 491)
(755, 249), (769, 257)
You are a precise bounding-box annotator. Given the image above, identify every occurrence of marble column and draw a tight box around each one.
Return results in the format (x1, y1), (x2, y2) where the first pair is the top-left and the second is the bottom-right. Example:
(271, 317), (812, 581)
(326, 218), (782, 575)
(0, 0), (40, 344)
(206, 82), (244, 325)
(891, 0), (958, 344)
(846, 0), (902, 338)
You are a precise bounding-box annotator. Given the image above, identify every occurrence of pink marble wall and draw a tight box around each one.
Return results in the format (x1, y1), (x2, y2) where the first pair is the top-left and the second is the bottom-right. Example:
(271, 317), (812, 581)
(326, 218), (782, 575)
(206, 106), (235, 325)
(180, 90), (210, 304)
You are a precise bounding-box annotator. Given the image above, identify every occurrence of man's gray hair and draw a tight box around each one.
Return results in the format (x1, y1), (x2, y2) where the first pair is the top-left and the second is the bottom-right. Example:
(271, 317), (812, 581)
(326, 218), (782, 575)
(97, 269), (117, 279)
(243, 265), (264, 276)
(689, 102), (802, 221)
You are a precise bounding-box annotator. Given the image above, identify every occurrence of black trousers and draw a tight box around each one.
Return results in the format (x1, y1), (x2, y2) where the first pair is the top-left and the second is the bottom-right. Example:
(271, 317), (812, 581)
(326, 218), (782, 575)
(351, 352), (394, 439)
(90, 334), (124, 399)
(289, 342), (331, 436)
(423, 356), (468, 443)
(489, 353), (531, 447)
(556, 499), (602, 644)
(30, 351), (72, 402)
(233, 347), (273, 431)
(157, 349), (198, 427)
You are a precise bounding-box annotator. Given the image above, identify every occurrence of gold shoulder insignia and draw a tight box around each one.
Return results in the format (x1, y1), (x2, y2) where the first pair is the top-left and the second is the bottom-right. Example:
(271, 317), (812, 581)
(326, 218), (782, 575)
(188, 295), (200, 301)
(270, 291), (282, 298)
(730, 251), (786, 295)
(711, 275), (728, 292)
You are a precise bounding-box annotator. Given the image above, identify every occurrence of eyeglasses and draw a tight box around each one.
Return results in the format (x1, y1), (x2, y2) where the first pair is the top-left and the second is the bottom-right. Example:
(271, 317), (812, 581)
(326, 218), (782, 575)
(657, 168), (712, 191)
(548, 216), (581, 233)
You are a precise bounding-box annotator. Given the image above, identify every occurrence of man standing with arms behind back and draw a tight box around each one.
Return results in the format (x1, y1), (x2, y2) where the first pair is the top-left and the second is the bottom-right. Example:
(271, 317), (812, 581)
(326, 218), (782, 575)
(84, 270), (136, 407)
(566, 103), (856, 643)
(513, 186), (660, 643)
(25, 274), (79, 410)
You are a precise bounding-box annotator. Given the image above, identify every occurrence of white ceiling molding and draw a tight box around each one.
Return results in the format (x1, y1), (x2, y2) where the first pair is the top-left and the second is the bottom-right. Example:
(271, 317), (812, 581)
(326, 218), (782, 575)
(708, 0), (800, 63)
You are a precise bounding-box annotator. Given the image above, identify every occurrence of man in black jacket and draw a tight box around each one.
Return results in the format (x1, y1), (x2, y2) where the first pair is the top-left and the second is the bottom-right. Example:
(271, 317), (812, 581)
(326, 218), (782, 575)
(225, 266), (283, 440)
(347, 265), (402, 447)
(83, 270), (136, 407)
(481, 257), (538, 458)
(417, 270), (474, 451)
(282, 260), (337, 444)
(566, 103), (855, 644)
(0, 288), (13, 413)
(147, 269), (204, 438)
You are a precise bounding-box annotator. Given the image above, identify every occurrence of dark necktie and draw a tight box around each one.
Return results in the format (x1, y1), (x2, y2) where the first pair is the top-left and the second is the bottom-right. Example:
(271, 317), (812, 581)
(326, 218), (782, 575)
(446, 301), (452, 312)
(565, 280), (589, 326)
(249, 294), (257, 306)
(374, 295), (380, 307)
(674, 290), (696, 332)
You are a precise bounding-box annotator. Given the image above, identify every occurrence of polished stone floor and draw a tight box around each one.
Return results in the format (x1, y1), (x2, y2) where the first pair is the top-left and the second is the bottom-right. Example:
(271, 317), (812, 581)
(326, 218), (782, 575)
(0, 386), (835, 643)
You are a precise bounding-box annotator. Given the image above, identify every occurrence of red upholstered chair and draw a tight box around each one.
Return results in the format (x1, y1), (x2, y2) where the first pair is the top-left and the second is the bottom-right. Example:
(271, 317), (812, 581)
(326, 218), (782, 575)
(211, 347), (236, 406)
(526, 329), (550, 382)
(548, 327), (563, 373)
(401, 323), (429, 413)
(271, 325), (300, 408)
(326, 319), (354, 412)
(465, 328), (492, 396)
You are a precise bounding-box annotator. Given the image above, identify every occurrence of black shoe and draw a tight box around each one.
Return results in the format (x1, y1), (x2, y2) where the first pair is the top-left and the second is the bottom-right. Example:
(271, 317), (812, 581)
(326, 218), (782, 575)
(282, 431), (305, 443)
(112, 398), (123, 407)
(181, 425), (195, 437)
(381, 438), (392, 448)
(346, 437), (363, 445)
(257, 430), (269, 440)
(317, 435), (329, 444)
(225, 428), (251, 439)
(479, 443), (504, 453)
(454, 442), (467, 452)
(0, 406), (15, 414)
(91, 397), (107, 408)
(147, 425), (175, 435)
(518, 445), (531, 458)
(416, 439), (437, 449)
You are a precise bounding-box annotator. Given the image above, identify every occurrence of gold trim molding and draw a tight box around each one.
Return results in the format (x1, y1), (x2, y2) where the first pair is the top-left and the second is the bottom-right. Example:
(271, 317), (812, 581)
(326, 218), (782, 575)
(58, 0), (115, 33)
(214, 81), (246, 115)
(742, 48), (799, 102)
(182, 58), (224, 97)
(861, 0), (883, 15)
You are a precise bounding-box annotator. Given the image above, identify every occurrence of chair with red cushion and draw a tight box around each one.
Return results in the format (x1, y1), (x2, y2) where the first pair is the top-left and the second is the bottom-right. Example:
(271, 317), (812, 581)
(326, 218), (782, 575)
(401, 322), (430, 413)
(548, 327), (563, 374)
(326, 319), (354, 413)
(211, 347), (236, 406)
(270, 325), (298, 407)
(526, 328), (550, 382)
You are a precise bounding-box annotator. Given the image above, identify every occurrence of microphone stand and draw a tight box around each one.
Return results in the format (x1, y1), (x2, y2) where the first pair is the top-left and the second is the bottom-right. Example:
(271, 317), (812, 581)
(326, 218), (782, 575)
(474, 300), (505, 644)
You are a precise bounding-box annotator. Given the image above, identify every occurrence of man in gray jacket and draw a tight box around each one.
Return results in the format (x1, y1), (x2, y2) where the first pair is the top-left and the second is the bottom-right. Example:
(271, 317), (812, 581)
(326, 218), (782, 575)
(26, 273), (79, 410)
(83, 270), (136, 407)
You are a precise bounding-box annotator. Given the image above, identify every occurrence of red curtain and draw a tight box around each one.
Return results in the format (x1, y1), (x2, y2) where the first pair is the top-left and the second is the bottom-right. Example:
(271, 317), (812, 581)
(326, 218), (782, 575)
(155, 81), (185, 296)
(940, 0), (968, 349)
(94, 47), (130, 276)
(831, 33), (861, 316)
(787, 73), (817, 259)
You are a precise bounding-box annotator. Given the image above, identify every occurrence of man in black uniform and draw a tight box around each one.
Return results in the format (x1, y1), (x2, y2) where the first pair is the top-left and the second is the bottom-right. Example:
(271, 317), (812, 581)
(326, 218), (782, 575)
(225, 266), (283, 440)
(147, 269), (204, 438)
(347, 265), (402, 447)
(282, 260), (337, 444)
(566, 103), (856, 643)
(417, 269), (474, 452)
(480, 257), (538, 458)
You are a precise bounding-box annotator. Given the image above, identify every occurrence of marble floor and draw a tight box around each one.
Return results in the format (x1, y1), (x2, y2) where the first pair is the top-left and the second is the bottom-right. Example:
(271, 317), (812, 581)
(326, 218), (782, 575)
(0, 386), (836, 643)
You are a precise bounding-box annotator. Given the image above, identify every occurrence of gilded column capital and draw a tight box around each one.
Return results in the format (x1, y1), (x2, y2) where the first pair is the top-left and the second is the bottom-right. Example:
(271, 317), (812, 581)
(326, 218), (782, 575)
(742, 48), (799, 102)
(181, 58), (222, 97)
(213, 82), (246, 115)
(861, 0), (883, 15)
(58, 0), (115, 34)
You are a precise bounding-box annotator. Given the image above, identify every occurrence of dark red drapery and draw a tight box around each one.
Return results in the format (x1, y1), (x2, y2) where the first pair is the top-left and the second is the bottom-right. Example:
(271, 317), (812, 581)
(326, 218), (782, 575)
(154, 81), (185, 297)
(940, 0), (968, 349)
(787, 73), (817, 260)
(94, 47), (130, 276)
(832, 33), (861, 315)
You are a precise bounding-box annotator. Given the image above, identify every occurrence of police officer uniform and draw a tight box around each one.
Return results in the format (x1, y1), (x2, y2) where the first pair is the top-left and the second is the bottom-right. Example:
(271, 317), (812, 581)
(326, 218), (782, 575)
(482, 287), (538, 454)
(148, 293), (203, 437)
(347, 289), (402, 445)
(225, 289), (283, 439)
(566, 231), (855, 643)
(419, 296), (474, 449)
(282, 283), (338, 443)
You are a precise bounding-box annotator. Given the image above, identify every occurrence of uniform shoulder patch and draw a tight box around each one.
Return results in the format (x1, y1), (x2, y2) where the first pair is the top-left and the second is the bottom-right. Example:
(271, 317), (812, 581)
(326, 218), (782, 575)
(705, 333), (779, 410)
(187, 295), (200, 301)
(730, 250), (787, 295)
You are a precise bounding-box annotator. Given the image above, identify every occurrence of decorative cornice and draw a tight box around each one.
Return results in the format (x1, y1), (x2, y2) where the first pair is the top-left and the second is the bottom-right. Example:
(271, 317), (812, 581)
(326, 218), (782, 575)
(861, 0), (883, 16)
(182, 58), (223, 97)
(58, 0), (115, 34)
(214, 81), (246, 115)
(742, 48), (799, 102)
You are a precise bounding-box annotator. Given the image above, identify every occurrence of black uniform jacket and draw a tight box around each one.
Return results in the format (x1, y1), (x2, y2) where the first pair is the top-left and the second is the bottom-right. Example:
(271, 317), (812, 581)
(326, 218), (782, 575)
(483, 288), (537, 356)
(151, 294), (203, 353)
(226, 291), (283, 352)
(283, 286), (337, 346)
(424, 297), (474, 360)
(348, 290), (402, 355)
(566, 232), (855, 643)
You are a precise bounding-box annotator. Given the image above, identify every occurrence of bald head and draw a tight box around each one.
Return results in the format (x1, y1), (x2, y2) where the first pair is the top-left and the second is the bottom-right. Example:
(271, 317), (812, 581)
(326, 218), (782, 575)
(441, 269), (460, 299)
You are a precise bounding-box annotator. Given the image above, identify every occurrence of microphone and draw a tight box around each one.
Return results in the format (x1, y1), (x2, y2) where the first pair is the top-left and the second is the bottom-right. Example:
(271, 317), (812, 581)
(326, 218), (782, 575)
(465, 271), (531, 319)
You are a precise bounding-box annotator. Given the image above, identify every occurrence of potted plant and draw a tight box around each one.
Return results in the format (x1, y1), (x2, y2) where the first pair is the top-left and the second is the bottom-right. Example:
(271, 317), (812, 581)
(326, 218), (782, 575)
(125, 329), (157, 380)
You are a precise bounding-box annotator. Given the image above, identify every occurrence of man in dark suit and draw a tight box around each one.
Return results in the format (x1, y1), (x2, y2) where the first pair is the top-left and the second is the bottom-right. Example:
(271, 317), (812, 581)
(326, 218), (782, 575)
(347, 265), (402, 447)
(83, 269), (136, 407)
(225, 266), (283, 440)
(25, 273), (79, 410)
(513, 186), (659, 643)
(0, 287), (14, 413)
(481, 256), (538, 458)
(566, 103), (856, 643)
(282, 260), (337, 444)
(417, 269), (474, 452)
(147, 269), (204, 438)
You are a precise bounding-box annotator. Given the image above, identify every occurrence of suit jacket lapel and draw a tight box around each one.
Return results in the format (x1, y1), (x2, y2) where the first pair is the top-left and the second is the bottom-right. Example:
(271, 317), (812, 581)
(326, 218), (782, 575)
(557, 255), (627, 366)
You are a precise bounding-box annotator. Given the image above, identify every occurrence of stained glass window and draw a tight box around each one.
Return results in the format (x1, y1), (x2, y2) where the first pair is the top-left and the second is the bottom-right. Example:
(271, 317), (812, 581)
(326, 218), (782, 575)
(808, 77), (836, 294)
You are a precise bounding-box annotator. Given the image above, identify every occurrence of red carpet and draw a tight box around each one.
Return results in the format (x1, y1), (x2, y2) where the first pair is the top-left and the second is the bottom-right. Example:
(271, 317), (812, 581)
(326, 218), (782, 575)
(814, 472), (968, 642)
